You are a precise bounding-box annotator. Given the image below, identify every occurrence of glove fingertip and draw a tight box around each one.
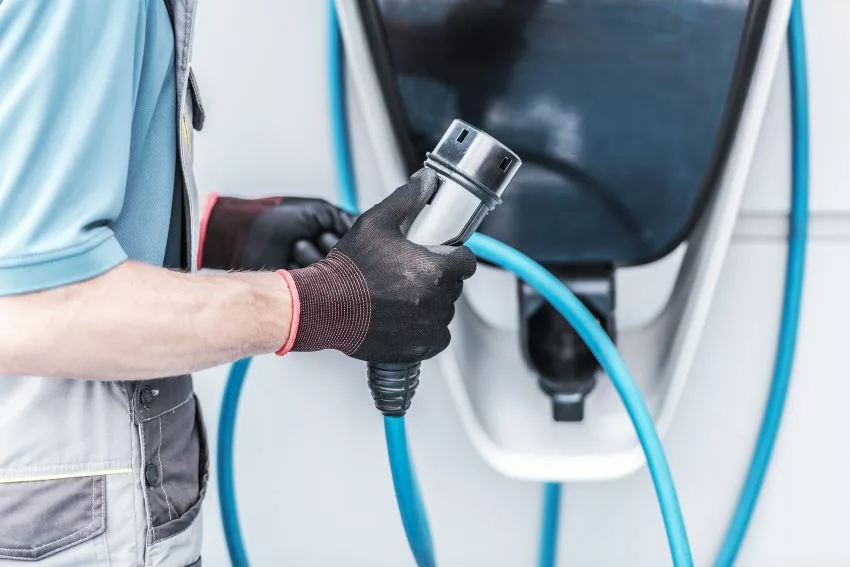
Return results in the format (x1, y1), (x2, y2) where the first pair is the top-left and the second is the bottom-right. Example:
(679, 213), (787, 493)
(451, 245), (478, 279)
(432, 327), (452, 359)
(374, 168), (439, 230)
(410, 167), (439, 187)
(341, 210), (357, 229)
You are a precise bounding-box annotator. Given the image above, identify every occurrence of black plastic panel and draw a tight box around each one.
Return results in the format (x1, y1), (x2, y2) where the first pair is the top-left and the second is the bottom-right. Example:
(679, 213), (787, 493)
(364, 0), (771, 266)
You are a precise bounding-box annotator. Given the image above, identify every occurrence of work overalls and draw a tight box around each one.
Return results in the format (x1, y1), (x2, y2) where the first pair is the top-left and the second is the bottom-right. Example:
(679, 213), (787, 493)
(0, 1), (207, 565)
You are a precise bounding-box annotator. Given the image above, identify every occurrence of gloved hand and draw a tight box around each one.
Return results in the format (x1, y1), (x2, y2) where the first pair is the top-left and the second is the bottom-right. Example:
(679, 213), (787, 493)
(276, 169), (477, 362)
(199, 195), (354, 271)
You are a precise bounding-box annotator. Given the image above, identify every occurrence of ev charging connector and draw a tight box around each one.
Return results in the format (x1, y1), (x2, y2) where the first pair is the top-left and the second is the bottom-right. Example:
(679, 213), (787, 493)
(368, 119), (522, 416)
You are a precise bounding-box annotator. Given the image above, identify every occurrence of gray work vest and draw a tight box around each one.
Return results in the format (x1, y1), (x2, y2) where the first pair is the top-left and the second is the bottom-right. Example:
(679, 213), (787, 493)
(0, 2), (206, 566)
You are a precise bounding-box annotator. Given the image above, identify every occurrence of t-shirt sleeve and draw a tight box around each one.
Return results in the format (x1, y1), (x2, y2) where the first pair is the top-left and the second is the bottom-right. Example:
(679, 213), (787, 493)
(0, 1), (143, 295)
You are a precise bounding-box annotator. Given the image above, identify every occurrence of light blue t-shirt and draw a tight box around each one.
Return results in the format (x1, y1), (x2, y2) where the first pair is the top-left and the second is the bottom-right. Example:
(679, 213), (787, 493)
(0, 0), (177, 295)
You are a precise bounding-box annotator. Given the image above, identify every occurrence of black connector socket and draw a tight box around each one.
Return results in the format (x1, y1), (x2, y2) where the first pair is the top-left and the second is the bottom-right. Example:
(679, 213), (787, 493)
(520, 266), (615, 422)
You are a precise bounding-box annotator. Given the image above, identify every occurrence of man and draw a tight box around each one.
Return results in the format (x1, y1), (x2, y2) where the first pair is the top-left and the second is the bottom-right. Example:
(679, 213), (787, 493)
(0, 2), (474, 566)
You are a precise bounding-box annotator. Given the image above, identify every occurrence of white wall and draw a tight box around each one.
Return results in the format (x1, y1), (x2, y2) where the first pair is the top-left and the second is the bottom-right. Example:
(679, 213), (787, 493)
(191, 1), (850, 565)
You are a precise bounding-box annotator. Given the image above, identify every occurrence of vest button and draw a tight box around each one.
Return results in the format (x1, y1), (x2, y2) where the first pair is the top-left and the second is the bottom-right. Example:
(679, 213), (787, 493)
(145, 463), (160, 487)
(140, 386), (156, 410)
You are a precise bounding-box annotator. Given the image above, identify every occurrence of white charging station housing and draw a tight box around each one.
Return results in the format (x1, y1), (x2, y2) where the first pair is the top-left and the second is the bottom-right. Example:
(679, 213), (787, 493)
(334, 0), (794, 481)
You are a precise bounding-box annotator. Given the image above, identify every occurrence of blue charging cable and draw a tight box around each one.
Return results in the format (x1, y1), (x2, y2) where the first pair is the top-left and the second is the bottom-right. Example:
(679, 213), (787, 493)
(468, 233), (693, 567)
(328, 5), (438, 564)
(713, 2), (809, 564)
(385, 417), (437, 567)
(538, 483), (562, 567)
(218, 357), (252, 567)
(537, 4), (810, 566)
(329, 2), (358, 216)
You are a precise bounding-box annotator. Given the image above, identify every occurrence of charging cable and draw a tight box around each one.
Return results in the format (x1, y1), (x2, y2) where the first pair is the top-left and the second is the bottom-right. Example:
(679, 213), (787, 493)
(536, 2), (810, 565)
(538, 483), (561, 567)
(218, 358), (252, 567)
(713, 1), (809, 564)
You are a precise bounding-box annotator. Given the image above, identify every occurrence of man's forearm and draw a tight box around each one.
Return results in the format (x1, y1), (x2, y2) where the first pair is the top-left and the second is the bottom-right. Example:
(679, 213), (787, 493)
(0, 261), (291, 379)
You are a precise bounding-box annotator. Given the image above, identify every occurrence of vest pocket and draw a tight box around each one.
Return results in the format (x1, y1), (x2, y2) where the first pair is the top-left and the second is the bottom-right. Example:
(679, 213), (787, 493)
(0, 475), (105, 560)
(139, 389), (209, 544)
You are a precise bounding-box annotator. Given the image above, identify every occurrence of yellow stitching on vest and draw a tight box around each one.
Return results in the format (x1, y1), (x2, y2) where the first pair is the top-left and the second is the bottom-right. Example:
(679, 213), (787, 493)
(0, 468), (133, 484)
(182, 111), (192, 153)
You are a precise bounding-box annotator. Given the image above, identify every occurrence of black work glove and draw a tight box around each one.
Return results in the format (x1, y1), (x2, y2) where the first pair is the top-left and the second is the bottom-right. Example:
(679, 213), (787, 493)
(280, 169), (477, 362)
(200, 195), (355, 271)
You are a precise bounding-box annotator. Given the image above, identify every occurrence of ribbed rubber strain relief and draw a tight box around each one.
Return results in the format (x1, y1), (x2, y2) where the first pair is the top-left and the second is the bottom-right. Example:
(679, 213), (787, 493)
(367, 362), (422, 417)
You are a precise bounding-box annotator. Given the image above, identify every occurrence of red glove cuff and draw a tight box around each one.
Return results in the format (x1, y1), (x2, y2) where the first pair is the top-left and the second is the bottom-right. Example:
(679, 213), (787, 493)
(197, 192), (220, 270)
(275, 269), (301, 356)
(197, 194), (285, 271)
(282, 251), (371, 355)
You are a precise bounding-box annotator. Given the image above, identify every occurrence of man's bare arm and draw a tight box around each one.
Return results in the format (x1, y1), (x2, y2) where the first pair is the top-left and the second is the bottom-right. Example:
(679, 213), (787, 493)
(0, 262), (291, 380)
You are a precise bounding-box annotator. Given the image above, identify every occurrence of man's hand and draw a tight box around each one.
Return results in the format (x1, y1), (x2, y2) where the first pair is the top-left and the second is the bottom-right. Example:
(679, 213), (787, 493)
(200, 196), (354, 271)
(282, 169), (477, 362)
